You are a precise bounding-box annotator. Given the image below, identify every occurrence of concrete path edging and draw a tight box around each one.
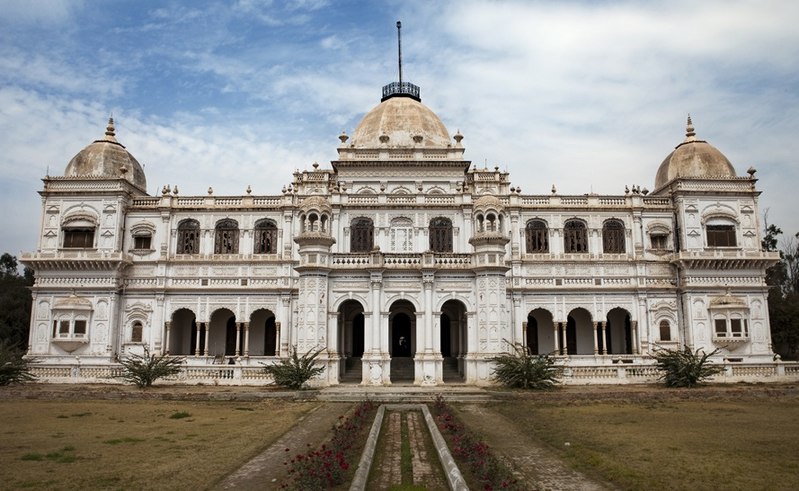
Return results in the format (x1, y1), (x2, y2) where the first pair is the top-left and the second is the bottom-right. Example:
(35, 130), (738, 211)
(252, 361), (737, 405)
(349, 403), (467, 491)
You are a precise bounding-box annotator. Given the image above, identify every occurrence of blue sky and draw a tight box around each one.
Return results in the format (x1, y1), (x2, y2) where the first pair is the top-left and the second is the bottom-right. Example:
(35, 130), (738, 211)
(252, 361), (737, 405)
(2, 0), (798, 256)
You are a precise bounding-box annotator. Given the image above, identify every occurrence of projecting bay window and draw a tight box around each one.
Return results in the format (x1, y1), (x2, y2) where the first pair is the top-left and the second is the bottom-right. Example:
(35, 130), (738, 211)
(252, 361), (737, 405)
(62, 228), (95, 248)
(712, 314), (749, 341)
(52, 317), (88, 339)
(706, 224), (737, 247)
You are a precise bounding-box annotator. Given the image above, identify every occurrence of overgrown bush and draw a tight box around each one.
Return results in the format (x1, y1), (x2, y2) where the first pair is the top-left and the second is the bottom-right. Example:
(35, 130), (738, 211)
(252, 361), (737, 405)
(489, 342), (562, 389)
(653, 345), (723, 388)
(263, 346), (325, 390)
(117, 347), (184, 388)
(0, 340), (36, 386)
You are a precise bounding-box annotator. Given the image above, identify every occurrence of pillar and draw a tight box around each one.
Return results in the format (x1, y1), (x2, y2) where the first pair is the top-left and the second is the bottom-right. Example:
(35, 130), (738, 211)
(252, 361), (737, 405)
(164, 322), (171, 355)
(203, 322), (210, 356)
(424, 279), (434, 353)
(593, 322), (600, 355)
(235, 323), (242, 356)
(194, 322), (202, 356)
(243, 322), (250, 357)
(631, 320), (639, 355)
(553, 322), (561, 355)
(601, 322), (608, 355)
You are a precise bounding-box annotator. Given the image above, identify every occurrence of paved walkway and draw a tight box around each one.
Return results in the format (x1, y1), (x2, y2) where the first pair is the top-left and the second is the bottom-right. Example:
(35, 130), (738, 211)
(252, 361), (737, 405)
(456, 404), (612, 491)
(215, 402), (352, 490)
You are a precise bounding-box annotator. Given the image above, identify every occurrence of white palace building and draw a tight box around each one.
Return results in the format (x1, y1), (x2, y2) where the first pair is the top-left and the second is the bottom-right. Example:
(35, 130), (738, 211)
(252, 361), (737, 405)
(22, 58), (796, 386)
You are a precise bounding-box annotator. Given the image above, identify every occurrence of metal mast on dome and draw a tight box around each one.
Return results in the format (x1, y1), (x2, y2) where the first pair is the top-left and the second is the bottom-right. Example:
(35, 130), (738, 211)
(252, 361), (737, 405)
(381, 21), (421, 102)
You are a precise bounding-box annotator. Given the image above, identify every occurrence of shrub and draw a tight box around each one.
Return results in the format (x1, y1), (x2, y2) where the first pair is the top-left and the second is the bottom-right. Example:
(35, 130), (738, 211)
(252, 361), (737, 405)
(263, 346), (325, 390)
(0, 340), (36, 386)
(489, 341), (561, 389)
(653, 345), (724, 388)
(117, 347), (184, 388)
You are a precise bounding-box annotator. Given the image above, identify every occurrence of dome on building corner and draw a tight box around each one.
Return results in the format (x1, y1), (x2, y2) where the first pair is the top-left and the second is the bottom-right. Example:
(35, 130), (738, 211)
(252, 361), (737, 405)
(654, 116), (736, 189)
(64, 118), (147, 191)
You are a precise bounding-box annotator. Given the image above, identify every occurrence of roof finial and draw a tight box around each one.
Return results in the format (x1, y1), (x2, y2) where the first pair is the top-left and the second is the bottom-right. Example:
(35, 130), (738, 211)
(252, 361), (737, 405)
(397, 21), (403, 84)
(105, 117), (118, 143)
(685, 113), (696, 142)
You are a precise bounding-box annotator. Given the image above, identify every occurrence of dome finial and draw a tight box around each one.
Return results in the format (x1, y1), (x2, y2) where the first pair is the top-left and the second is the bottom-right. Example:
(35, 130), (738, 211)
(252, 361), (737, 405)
(685, 114), (696, 142)
(105, 117), (118, 143)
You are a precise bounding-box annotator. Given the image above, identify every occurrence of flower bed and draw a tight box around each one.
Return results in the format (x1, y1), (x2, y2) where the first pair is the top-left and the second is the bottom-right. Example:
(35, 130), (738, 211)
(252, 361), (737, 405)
(432, 396), (521, 490)
(282, 400), (376, 490)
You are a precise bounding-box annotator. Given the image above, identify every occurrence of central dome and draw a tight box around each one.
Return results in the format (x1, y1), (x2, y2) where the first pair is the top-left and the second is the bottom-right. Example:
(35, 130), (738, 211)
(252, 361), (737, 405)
(350, 96), (451, 148)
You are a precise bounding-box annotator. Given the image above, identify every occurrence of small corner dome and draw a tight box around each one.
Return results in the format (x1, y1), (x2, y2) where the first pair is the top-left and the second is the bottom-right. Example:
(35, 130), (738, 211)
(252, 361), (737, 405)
(350, 96), (451, 148)
(654, 117), (736, 189)
(64, 119), (147, 191)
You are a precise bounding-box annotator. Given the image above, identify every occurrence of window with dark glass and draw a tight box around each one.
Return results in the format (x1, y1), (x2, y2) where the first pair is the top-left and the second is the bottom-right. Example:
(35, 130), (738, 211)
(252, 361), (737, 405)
(564, 220), (588, 253)
(429, 217), (453, 252)
(214, 219), (239, 254)
(650, 234), (668, 250)
(133, 235), (152, 250)
(63, 228), (95, 248)
(254, 219), (278, 254)
(177, 219), (200, 254)
(131, 322), (143, 342)
(659, 320), (671, 341)
(707, 225), (736, 247)
(525, 220), (549, 253)
(602, 220), (625, 253)
(350, 218), (374, 252)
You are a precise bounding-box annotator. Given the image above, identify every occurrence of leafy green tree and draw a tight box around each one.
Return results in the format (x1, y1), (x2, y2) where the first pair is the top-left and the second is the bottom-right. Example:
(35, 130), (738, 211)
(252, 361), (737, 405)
(762, 223), (799, 359)
(117, 347), (185, 388)
(653, 345), (723, 387)
(489, 342), (562, 389)
(262, 346), (325, 389)
(0, 340), (36, 385)
(0, 253), (34, 351)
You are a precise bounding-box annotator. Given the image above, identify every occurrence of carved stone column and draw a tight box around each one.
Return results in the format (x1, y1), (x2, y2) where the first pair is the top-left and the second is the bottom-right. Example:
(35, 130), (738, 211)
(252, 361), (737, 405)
(203, 322), (210, 356)
(164, 322), (171, 355)
(631, 320), (639, 354)
(235, 323), (242, 356)
(194, 322), (202, 356)
(593, 322), (600, 355)
(601, 322), (608, 355)
(243, 322), (250, 357)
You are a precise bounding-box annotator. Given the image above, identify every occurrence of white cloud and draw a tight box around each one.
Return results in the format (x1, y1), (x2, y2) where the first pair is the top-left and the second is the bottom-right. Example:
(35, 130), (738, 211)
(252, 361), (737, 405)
(1, 0), (798, 257)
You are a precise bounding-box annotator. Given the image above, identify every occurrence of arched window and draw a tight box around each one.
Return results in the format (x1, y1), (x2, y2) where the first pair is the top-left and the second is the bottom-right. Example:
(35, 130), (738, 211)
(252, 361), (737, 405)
(429, 217), (453, 252)
(131, 321), (143, 343)
(525, 220), (549, 253)
(390, 217), (413, 252)
(602, 219), (625, 253)
(254, 219), (277, 254)
(659, 320), (671, 341)
(62, 216), (96, 249)
(564, 220), (588, 253)
(214, 219), (239, 254)
(706, 220), (737, 247)
(177, 219), (200, 254)
(350, 217), (374, 252)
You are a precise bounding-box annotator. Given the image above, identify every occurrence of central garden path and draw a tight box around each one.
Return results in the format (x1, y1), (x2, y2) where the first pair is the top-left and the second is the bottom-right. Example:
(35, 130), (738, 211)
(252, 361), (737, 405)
(456, 404), (612, 491)
(215, 402), (352, 490)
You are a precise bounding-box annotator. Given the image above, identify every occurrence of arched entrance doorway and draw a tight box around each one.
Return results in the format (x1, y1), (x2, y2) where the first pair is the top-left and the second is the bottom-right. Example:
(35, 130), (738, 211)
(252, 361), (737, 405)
(527, 308), (554, 355)
(565, 308), (593, 355)
(208, 308), (238, 359)
(441, 300), (467, 382)
(389, 300), (415, 382)
(249, 309), (277, 356)
(605, 308), (633, 355)
(338, 300), (365, 382)
(169, 308), (196, 355)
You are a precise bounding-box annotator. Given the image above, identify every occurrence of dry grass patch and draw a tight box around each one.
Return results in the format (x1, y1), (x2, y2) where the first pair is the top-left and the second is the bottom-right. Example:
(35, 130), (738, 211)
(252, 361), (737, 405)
(495, 391), (799, 490)
(1, 399), (316, 490)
